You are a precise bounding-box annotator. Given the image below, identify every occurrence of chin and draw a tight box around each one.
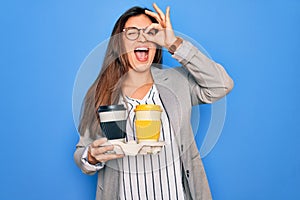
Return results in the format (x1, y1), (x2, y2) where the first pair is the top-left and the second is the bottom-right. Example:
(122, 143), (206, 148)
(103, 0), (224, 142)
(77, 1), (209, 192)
(131, 62), (152, 73)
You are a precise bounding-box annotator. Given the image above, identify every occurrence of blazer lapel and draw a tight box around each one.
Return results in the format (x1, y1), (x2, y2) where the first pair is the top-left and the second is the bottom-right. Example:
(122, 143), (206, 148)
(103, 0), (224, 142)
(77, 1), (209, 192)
(151, 67), (181, 137)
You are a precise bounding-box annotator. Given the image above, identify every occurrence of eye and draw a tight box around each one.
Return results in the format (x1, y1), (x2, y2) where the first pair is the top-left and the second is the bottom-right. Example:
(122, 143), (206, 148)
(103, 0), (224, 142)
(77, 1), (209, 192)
(127, 30), (137, 35)
(127, 29), (138, 35)
(147, 29), (158, 36)
(127, 32), (137, 36)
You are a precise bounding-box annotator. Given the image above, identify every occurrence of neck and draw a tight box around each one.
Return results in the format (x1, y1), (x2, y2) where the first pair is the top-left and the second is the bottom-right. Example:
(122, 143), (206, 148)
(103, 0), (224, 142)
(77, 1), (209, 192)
(123, 68), (153, 87)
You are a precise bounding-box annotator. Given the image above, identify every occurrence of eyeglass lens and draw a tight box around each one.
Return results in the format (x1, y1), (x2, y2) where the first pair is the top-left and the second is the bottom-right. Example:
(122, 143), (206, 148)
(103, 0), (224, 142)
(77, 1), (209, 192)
(124, 27), (158, 40)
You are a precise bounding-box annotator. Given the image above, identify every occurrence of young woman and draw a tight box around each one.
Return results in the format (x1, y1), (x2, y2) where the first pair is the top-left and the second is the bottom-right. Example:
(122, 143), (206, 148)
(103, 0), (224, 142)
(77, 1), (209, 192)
(74, 3), (233, 200)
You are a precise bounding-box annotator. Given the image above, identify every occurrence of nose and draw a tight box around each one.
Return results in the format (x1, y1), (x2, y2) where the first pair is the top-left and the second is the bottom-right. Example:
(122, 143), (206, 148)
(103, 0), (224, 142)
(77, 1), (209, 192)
(137, 29), (147, 42)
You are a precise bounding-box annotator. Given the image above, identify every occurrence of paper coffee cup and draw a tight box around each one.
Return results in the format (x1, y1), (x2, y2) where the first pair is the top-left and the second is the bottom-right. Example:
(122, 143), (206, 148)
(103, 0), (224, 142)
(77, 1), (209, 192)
(98, 104), (127, 140)
(134, 104), (162, 143)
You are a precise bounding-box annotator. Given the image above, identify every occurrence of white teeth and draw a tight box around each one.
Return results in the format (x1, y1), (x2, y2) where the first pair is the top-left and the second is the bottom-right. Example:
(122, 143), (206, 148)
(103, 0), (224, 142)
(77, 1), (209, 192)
(135, 47), (149, 51)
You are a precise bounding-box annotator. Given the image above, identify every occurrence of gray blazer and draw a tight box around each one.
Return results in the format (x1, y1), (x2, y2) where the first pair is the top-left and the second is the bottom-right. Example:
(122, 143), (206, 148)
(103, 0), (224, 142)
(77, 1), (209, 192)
(74, 40), (234, 199)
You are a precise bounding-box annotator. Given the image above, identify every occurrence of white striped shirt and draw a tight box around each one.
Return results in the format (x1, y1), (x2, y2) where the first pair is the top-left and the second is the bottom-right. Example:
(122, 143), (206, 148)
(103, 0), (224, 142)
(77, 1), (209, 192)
(119, 84), (185, 200)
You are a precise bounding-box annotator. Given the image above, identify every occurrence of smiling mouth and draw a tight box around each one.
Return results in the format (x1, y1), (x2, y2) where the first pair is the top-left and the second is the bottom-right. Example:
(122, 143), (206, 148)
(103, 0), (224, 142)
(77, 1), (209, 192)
(134, 47), (149, 62)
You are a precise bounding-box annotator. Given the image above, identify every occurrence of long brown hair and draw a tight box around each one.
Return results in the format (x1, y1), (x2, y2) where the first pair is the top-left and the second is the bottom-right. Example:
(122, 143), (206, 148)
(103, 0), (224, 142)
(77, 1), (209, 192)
(78, 6), (162, 138)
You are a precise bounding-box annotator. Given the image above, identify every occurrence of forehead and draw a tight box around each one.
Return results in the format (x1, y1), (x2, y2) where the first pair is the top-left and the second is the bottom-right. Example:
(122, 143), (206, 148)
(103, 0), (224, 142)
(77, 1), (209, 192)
(124, 14), (152, 28)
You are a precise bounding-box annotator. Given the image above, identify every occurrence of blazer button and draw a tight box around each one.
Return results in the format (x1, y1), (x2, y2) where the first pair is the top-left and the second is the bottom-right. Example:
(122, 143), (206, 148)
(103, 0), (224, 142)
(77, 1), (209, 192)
(186, 170), (190, 178)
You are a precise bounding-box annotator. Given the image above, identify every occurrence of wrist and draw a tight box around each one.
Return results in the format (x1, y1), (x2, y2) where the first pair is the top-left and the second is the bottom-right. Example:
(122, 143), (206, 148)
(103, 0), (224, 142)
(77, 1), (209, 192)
(166, 36), (177, 48)
(168, 37), (183, 55)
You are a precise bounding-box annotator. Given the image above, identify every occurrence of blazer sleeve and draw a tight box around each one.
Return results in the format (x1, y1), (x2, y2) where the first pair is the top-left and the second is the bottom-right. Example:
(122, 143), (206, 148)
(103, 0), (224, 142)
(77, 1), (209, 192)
(172, 40), (234, 105)
(74, 130), (103, 175)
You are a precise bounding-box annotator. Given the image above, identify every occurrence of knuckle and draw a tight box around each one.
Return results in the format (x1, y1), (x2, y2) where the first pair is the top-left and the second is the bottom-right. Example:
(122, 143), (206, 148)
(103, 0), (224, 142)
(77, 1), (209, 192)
(90, 142), (96, 148)
(104, 145), (114, 151)
(97, 147), (106, 154)
(92, 147), (99, 155)
(94, 137), (107, 146)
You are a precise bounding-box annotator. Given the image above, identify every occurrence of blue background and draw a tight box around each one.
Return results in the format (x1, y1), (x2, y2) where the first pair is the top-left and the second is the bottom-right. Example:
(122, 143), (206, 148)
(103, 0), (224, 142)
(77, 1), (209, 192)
(1, 0), (299, 199)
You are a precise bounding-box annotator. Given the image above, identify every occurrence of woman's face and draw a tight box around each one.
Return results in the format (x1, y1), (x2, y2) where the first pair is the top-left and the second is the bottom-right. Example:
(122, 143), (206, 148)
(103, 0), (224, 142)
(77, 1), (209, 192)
(123, 14), (157, 73)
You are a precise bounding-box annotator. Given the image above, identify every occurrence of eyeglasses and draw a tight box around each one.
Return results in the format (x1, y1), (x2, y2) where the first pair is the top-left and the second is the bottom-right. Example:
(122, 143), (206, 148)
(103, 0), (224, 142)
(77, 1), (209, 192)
(122, 27), (158, 41)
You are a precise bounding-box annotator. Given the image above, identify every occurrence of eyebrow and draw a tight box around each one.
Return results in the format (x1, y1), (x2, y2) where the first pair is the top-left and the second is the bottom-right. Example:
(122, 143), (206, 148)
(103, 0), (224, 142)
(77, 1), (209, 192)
(123, 26), (148, 30)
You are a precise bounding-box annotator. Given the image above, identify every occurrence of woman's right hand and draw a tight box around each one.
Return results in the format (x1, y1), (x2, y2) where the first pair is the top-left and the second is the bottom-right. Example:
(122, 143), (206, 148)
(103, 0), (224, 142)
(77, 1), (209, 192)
(144, 3), (177, 49)
(87, 138), (124, 165)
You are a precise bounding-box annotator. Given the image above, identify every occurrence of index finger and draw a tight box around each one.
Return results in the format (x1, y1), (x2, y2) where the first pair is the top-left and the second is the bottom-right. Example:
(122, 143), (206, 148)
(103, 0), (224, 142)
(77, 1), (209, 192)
(145, 10), (162, 24)
(97, 153), (124, 163)
(92, 137), (108, 147)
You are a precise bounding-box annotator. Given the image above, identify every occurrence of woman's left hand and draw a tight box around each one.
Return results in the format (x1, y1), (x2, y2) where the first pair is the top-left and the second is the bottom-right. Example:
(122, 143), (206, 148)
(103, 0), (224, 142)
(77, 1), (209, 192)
(144, 3), (177, 49)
